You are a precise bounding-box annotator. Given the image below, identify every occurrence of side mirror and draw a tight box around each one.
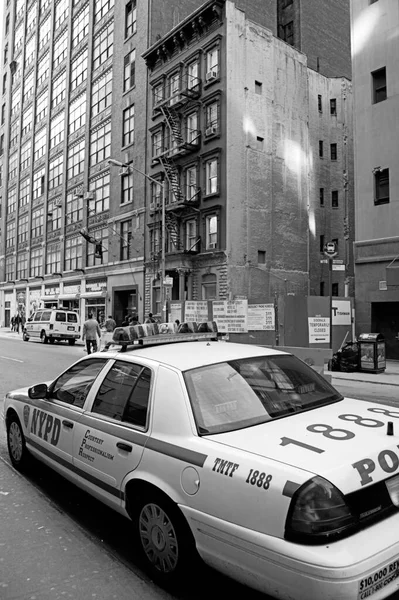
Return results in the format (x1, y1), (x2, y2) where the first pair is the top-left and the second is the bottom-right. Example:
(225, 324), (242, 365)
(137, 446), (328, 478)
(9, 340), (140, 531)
(28, 317), (32, 322)
(28, 383), (48, 399)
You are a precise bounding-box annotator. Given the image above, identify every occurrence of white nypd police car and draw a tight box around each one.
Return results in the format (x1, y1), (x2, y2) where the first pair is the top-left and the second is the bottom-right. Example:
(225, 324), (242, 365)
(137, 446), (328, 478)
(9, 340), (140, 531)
(4, 323), (399, 600)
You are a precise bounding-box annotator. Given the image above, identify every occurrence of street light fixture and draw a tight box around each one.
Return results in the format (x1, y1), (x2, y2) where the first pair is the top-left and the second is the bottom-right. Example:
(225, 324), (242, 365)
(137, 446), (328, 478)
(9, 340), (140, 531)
(108, 158), (167, 322)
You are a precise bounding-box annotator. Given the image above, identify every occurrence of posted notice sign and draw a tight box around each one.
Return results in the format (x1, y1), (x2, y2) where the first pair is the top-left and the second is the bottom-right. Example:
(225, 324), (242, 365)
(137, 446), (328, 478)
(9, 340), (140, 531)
(213, 300), (248, 333)
(248, 304), (275, 331)
(308, 316), (330, 344)
(184, 301), (209, 322)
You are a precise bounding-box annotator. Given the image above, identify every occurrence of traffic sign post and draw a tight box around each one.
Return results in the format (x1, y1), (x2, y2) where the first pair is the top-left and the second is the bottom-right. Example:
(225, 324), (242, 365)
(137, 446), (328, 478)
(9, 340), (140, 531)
(323, 242), (337, 350)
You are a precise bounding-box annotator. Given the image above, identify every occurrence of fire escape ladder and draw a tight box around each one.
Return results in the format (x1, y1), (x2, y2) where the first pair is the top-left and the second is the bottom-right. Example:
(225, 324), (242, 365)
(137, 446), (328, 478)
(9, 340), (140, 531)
(161, 105), (184, 148)
(165, 212), (181, 250)
(159, 155), (185, 204)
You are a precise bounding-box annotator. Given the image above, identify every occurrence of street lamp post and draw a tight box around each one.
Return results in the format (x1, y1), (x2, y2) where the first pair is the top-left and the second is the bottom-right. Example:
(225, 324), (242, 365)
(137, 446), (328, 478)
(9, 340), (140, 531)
(108, 159), (167, 322)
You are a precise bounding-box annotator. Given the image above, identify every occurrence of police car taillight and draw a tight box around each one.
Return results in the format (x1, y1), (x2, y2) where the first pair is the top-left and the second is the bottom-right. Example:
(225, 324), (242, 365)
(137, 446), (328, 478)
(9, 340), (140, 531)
(285, 476), (355, 544)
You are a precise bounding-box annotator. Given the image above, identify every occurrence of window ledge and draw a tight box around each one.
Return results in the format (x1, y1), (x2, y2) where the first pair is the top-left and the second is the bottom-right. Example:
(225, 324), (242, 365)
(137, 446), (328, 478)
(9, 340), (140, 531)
(203, 192), (220, 200)
(123, 84), (136, 96)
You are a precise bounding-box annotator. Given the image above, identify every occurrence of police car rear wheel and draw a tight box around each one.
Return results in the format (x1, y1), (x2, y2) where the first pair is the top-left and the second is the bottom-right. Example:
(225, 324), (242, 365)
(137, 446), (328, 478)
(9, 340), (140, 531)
(7, 416), (28, 470)
(41, 331), (48, 344)
(136, 494), (196, 587)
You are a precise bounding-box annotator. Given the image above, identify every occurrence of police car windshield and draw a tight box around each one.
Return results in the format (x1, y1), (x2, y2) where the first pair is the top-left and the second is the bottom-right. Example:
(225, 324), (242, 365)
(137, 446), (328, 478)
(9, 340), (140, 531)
(184, 355), (342, 435)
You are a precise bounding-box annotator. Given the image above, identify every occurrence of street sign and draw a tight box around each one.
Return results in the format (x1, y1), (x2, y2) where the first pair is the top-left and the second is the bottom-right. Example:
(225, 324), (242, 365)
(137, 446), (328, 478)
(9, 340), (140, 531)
(320, 259), (328, 264)
(333, 259), (343, 264)
(324, 241), (337, 258)
(163, 276), (173, 286)
(333, 264), (345, 271)
(308, 316), (330, 344)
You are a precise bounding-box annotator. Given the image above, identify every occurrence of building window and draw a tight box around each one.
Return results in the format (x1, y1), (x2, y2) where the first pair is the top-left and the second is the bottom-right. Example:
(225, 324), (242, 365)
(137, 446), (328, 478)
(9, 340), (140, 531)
(1, 103), (5, 124)
(49, 154), (64, 190)
(47, 200), (62, 232)
(256, 137), (264, 151)
(205, 158), (218, 195)
(150, 226), (160, 256)
(206, 47), (219, 79)
(332, 283), (339, 297)
(330, 143), (337, 161)
(6, 221), (16, 248)
(319, 234), (325, 253)
(46, 245), (61, 274)
(90, 121), (111, 166)
(185, 219), (198, 252)
(121, 172), (134, 204)
(37, 53), (50, 87)
(31, 207), (44, 238)
(17, 214), (29, 244)
(70, 49), (88, 91)
(153, 82), (163, 107)
(9, 120), (19, 149)
(120, 219), (132, 260)
(21, 106), (33, 136)
(66, 191), (83, 223)
(86, 227), (108, 266)
(95, 0), (115, 23)
(185, 165), (198, 202)
(5, 256), (15, 281)
(25, 39), (36, 69)
(55, 0), (69, 29)
(186, 112), (199, 143)
(152, 279), (161, 315)
(319, 140), (324, 158)
(52, 71), (67, 107)
(20, 178), (30, 207)
(23, 70), (34, 104)
(0, 134), (3, 156)
(372, 67), (387, 104)
(8, 152), (18, 180)
(11, 87), (21, 118)
(320, 281), (325, 296)
(151, 181), (162, 209)
(123, 105), (135, 146)
(20, 140), (32, 171)
(187, 61), (199, 90)
(202, 273), (217, 299)
(255, 81), (262, 94)
(318, 94), (322, 112)
(53, 31), (68, 69)
(64, 237), (83, 271)
(50, 112), (65, 149)
(281, 21), (294, 45)
(7, 187), (17, 215)
(169, 72), (180, 104)
(93, 21), (114, 71)
(30, 248), (43, 277)
(89, 173), (110, 213)
(34, 128), (47, 161)
(40, 0), (52, 12)
(72, 4), (89, 48)
(14, 23), (24, 55)
(33, 168), (45, 199)
(91, 70), (112, 116)
(125, 1), (137, 38)
(320, 188), (324, 206)
(152, 130), (163, 158)
(16, 253), (28, 279)
(2, 73), (7, 95)
(39, 17), (51, 49)
(69, 93), (86, 133)
(205, 214), (218, 250)
(36, 90), (48, 122)
(205, 101), (219, 134)
(374, 168), (389, 205)
(330, 98), (337, 115)
(67, 138), (85, 178)
(331, 190), (339, 208)
(123, 49), (136, 92)
(258, 250), (266, 264)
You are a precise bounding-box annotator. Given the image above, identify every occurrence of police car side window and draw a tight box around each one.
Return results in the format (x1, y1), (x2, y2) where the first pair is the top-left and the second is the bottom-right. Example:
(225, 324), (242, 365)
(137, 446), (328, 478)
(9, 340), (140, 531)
(50, 359), (108, 408)
(92, 361), (151, 427)
(67, 313), (78, 323)
(55, 312), (66, 322)
(34, 311), (42, 321)
(41, 311), (52, 322)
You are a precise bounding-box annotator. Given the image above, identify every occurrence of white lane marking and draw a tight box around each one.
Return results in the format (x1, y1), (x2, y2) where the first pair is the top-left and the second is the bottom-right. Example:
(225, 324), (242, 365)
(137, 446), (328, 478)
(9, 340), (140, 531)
(0, 355), (24, 363)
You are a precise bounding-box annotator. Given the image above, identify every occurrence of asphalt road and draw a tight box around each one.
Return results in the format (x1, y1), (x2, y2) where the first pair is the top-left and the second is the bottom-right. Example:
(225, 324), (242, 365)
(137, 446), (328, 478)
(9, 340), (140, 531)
(1, 337), (399, 600)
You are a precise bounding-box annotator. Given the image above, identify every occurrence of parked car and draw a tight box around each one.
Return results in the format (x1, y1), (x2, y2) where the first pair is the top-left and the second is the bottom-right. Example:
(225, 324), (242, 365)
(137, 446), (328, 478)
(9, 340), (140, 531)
(23, 308), (80, 345)
(4, 323), (399, 599)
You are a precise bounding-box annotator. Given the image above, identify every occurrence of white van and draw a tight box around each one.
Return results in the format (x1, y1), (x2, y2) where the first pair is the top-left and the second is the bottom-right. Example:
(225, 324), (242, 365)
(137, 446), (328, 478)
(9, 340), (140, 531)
(23, 309), (80, 345)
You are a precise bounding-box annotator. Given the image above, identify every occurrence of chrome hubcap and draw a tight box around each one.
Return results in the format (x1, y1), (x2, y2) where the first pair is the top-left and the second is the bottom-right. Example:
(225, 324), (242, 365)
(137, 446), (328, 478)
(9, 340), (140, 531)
(139, 503), (179, 573)
(9, 422), (23, 462)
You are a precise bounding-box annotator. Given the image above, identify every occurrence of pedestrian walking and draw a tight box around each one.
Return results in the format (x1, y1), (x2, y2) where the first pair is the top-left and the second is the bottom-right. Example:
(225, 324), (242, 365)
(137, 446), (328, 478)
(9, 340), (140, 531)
(104, 315), (117, 332)
(10, 316), (15, 331)
(82, 313), (101, 355)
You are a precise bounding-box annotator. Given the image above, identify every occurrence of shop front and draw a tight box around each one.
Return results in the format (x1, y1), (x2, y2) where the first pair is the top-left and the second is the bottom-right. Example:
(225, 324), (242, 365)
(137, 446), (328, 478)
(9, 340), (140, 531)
(81, 279), (107, 327)
(28, 288), (42, 318)
(58, 282), (81, 317)
(41, 284), (60, 309)
(4, 291), (14, 328)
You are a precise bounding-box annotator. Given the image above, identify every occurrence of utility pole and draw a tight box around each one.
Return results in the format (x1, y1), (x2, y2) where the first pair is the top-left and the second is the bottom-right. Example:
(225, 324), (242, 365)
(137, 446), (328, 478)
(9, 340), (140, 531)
(324, 241), (337, 350)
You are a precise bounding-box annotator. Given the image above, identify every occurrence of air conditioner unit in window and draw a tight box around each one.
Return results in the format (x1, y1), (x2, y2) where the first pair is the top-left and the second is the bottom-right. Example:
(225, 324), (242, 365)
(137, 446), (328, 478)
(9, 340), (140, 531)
(84, 192), (95, 201)
(206, 71), (218, 82)
(205, 125), (218, 136)
(208, 242), (217, 249)
(53, 198), (63, 207)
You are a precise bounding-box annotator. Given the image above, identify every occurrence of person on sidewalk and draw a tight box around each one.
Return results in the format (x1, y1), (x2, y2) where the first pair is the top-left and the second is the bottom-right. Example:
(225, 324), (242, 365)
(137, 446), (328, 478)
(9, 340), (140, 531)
(104, 314), (116, 332)
(145, 312), (156, 324)
(82, 313), (101, 355)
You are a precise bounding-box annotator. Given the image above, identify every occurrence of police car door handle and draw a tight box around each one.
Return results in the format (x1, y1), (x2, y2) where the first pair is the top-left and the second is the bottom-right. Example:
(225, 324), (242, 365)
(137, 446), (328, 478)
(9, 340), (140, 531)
(116, 442), (132, 452)
(62, 420), (74, 429)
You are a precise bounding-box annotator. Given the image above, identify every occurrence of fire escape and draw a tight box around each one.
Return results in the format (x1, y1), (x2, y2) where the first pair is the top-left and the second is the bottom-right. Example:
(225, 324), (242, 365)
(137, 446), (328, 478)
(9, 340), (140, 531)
(151, 75), (202, 252)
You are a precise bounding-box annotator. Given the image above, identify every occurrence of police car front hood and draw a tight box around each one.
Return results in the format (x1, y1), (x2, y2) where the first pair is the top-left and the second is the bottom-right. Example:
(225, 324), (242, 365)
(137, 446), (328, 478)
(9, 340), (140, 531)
(210, 397), (399, 495)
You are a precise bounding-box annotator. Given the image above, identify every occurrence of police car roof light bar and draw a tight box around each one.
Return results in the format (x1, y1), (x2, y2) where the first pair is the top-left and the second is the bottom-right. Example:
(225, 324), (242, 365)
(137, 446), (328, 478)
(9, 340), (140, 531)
(110, 321), (219, 351)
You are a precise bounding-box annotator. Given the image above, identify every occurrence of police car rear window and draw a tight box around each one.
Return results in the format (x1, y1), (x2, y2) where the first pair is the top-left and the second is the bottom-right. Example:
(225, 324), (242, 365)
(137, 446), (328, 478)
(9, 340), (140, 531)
(67, 313), (78, 323)
(184, 355), (342, 435)
(56, 312), (66, 322)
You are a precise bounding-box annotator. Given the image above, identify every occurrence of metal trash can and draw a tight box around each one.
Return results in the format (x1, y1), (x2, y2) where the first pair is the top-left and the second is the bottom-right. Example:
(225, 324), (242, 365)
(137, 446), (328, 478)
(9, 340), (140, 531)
(358, 333), (386, 373)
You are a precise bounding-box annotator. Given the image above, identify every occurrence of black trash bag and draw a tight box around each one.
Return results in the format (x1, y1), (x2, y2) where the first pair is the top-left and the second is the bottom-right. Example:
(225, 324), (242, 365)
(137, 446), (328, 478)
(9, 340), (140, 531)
(331, 342), (359, 372)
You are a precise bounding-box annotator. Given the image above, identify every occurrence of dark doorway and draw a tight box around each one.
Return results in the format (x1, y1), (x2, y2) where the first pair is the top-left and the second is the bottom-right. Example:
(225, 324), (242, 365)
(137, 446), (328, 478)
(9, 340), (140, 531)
(113, 288), (138, 326)
(371, 302), (399, 360)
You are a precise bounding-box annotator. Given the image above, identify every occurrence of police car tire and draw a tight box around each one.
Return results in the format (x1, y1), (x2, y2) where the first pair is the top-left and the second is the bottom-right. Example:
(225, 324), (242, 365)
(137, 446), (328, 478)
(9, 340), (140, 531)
(7, 415), (29, 470)
(23, 332), (29, 342)
(41, 331), (48, 344)
(49, 337), (55, 344)
(68, 339), (76, 346)
(134, 492), (197, 587)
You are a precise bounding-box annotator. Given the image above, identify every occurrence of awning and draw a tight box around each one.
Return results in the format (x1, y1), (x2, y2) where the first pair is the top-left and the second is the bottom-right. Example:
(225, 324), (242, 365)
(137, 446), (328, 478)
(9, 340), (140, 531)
(58, 294), (81, 300)
(41, 295), (59, 302)
(81, 291), (107, 299)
